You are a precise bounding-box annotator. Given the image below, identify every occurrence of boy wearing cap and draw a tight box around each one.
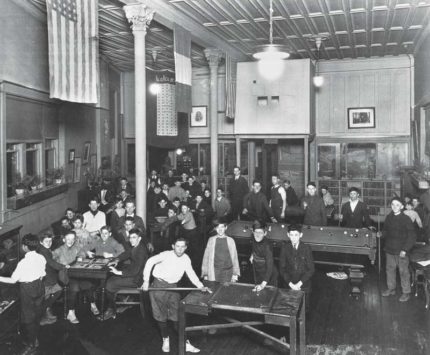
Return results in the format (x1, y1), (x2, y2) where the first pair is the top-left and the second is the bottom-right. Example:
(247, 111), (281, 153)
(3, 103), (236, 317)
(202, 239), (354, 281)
(0, 234), (46, 353)
(279, 224), (315, 295)
(301, 182), (327, 226)
(379, 197), (416, 302)
(339, 187), (373, 228)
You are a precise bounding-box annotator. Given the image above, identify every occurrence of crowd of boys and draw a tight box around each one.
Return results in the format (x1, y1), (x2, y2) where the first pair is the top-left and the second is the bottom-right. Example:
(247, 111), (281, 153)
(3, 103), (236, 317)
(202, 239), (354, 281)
(0, 168), (425, 354)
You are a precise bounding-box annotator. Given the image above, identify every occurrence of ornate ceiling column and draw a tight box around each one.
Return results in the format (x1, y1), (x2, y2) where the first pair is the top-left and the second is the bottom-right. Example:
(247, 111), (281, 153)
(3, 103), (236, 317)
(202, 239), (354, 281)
(123, 4), (154, 223)
(204, 48), (223, 203)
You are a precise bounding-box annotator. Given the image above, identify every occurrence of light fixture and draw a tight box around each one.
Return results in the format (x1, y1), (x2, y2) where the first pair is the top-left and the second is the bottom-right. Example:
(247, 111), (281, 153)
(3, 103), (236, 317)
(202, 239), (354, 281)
(176, 148), (184, 155)
(253, 0), (289, 61)
(310, 36), (328, 87)
(149, 83), (160, 95)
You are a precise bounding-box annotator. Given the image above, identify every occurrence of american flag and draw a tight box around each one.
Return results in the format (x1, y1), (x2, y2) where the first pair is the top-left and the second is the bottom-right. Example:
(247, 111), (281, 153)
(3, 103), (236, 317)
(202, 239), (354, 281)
(174, 24), (192, 114)
(46, 0), (98, 103)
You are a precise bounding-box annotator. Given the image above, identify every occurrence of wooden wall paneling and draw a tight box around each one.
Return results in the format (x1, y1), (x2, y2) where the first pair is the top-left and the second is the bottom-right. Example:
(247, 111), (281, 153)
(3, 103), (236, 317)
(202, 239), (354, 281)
(360, 73), (376, 108)
(331, 74), (345, 134)
(392, 70), (410, 135)
(316, 76), (330, 134)
(376, 72), (391, 134)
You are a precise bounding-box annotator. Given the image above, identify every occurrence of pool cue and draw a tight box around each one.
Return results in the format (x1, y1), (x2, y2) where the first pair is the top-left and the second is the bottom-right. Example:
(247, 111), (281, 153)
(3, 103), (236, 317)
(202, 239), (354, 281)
(141, 287), (207, 292)
(377, 212), (381, 274)
(338, 199), (342, 226)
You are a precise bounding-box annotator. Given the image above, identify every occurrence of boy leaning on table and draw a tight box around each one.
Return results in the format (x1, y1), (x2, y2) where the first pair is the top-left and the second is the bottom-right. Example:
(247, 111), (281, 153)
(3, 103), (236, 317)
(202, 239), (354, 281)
(141, 237), (211, 353)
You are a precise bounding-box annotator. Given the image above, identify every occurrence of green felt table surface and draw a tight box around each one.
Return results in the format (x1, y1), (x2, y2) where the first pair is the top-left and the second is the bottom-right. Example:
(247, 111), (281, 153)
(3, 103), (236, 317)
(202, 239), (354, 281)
(226, 220), (376, 248)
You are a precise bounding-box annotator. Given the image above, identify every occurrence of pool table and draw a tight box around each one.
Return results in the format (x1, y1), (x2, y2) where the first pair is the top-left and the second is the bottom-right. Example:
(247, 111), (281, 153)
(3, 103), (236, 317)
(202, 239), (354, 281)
(226, 221), (378, 296)
(179, 282), (305, 355)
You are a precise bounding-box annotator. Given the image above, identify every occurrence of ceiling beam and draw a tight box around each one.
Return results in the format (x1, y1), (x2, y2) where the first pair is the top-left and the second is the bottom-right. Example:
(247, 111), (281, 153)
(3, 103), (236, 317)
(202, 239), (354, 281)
(119, 0), (247, 61)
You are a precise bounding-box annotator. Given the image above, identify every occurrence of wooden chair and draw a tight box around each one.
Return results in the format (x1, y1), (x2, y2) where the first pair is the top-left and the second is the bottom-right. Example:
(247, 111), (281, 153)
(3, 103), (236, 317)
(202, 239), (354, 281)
(410, 262), (430, 309)
(114, 288), (146, 318)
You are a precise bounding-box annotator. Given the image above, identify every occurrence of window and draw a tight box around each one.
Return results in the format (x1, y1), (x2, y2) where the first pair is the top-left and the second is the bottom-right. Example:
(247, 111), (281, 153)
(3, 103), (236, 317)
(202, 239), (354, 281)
(6, 140), (58, 197)
(317, 141), (408, 180)
(45, 139), (57, 186)
(25, 143), (40, 177)
(6, 144), (19, 197)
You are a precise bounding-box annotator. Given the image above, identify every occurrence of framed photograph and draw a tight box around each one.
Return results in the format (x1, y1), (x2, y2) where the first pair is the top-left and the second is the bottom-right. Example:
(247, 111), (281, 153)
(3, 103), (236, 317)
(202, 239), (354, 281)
(68, 149), (75, 163)
(90, 154), (97, 175)
(83, 142), (91, 164)
(74, 157), (82, 183)
(347, 107), (375, 129)
(190, 106), (207, 127)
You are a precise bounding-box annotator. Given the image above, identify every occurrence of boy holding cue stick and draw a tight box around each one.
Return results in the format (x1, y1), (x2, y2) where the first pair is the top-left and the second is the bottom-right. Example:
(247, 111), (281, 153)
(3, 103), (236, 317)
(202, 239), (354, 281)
(142, 237), (211, 353)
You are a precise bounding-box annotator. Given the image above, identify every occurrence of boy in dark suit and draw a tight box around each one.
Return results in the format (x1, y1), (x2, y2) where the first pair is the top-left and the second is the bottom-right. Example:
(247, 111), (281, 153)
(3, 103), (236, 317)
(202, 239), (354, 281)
(339, 187), (373, 228)
(279, 224), (314, 298)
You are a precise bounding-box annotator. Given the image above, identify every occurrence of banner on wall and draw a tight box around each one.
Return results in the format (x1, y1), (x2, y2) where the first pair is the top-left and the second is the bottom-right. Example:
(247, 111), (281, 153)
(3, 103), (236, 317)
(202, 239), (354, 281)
(147, 71), (188, 148)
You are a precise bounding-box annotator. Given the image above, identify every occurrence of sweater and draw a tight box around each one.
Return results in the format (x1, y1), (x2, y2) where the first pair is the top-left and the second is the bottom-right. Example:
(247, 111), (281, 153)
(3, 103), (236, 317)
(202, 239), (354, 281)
(383, 212), (416, 255)
(117, 242), (148, 284)
(37, 245), (65, 286)
(301, 195), (327, 226)
(201, 236), (240, 280)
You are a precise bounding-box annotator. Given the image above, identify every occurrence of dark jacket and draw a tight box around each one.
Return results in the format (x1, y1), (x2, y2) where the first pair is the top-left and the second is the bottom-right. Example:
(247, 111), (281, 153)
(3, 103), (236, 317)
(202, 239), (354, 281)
(301, 195), (327, 226)
(37, 244), (66, 286)
(340, 200), (372, 228)
(383, 212), (416, 255)
(117, 214), (146, 235)
(117, 242), (148, 284)
(229, 176), (249, 206)
(286, 186), (299, 206)
(243, 191), (274, 222)
(279, 241), (314, 291)
(251, 238), (278, 285)
(115, 227), (151, 251)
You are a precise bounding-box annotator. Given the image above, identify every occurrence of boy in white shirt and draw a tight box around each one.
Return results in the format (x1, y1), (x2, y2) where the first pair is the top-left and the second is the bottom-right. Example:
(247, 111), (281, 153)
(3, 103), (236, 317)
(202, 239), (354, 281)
(142, 237), (211, 353)
(0, 234), (46, 353)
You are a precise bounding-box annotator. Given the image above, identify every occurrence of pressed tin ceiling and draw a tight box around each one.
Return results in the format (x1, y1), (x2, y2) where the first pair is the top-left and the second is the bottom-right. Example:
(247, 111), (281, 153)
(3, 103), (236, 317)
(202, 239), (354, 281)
(25, 0), (430, 71)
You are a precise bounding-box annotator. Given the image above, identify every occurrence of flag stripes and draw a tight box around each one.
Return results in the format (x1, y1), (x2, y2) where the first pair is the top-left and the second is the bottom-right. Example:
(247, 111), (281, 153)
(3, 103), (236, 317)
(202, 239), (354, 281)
(46, 0), (98, 103)
(173, 23), (192, 114)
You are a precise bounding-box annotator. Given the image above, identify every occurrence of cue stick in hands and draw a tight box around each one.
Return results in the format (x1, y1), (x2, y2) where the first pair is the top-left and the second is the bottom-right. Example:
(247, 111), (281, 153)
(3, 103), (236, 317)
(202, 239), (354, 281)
(140, 287), (212, 293)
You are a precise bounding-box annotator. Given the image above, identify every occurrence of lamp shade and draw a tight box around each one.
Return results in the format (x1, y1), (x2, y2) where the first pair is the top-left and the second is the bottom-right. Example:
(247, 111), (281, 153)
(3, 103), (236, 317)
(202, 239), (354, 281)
(253, 44), (290, 60)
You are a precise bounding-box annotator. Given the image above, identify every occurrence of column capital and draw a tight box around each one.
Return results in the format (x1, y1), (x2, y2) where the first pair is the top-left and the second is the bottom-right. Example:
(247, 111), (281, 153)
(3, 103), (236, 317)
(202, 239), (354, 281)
(204, 48), (223, 68)
(123, 4), (155, 34)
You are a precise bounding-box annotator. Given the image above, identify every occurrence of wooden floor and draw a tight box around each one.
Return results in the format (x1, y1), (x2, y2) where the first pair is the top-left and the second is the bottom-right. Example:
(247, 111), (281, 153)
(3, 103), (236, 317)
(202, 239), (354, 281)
(1, 264), (430, 355)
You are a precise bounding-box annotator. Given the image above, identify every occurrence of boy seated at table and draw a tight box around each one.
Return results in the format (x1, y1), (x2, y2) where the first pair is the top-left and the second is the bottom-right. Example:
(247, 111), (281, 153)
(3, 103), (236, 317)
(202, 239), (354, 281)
(86, 226), (125, 259)
(37, 231), (68, 326)
(72, 214), (96, 251)
(249, 221), (278, 292)
(279, 224), (315, 302)
(101, 228), (148, 321)
(201, 222), (240, 283)
(0, 234), (46, 354)
(52, 231), (99, 323)
(142, 237), (211, 353)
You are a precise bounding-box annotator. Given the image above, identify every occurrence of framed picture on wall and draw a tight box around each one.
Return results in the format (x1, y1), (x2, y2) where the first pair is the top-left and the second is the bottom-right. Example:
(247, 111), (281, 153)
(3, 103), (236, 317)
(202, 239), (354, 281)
(190, 106), (207, 127)
(83, 142), (91, 164)
(74, 157), (82, 183)
(347, 107), (375, 129)
(68, 149), (75, 163)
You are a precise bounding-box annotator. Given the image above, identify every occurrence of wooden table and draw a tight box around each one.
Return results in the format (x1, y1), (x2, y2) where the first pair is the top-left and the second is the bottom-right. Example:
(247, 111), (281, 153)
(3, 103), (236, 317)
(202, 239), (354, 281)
(66, 258), (110, 318)
(178, 282), (305, 355)
(227, 221), (378, 296)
